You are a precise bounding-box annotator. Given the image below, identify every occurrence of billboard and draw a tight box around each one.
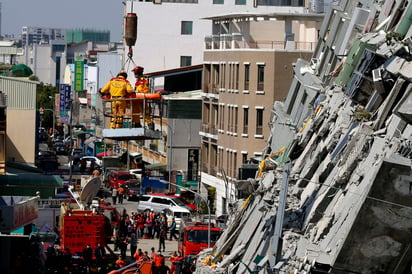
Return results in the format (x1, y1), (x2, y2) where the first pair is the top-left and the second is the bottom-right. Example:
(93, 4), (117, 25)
(59, 84), (71, 123)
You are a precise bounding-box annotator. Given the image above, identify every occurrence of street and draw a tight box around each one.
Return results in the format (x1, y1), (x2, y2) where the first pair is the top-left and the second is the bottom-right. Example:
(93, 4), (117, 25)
(102, 195), (179, 268)
(39, 142), (181, 269)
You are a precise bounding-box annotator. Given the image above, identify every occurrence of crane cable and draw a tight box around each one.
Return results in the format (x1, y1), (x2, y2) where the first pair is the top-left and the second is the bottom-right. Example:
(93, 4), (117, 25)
(123, 0), (138, 71)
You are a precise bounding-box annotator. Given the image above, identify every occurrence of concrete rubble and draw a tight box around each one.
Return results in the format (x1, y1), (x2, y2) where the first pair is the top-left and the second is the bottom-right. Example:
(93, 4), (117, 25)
(196, 0), (412, 273)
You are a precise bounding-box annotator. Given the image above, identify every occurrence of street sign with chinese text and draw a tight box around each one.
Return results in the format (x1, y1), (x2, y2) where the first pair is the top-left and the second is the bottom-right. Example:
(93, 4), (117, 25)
(59, 84), (71, 123)
(74, 60), (84, 91)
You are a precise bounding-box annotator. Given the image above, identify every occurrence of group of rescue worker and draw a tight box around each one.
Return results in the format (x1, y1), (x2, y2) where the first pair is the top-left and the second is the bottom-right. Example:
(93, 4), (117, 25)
(99, 66), (154, 130)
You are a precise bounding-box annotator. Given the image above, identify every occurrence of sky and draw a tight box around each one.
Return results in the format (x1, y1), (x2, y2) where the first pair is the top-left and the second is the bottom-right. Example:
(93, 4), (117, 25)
(1, 0), (125, 42)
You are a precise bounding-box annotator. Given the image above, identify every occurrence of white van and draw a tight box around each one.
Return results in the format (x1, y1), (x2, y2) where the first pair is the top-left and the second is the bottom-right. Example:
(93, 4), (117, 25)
(129, 169), (143, 182)
(137, 194), (191, 213)
(164, 207), (192, 230)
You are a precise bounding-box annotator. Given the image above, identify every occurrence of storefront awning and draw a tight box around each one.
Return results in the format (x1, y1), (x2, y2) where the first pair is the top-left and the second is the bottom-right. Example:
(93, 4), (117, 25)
(0, 173), (63, 199)
(129, 152), (142, 157)
(145, 163), (167, 171)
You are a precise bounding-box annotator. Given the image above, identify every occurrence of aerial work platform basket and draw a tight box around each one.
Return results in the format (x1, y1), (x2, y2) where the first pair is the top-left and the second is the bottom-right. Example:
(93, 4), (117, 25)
(101, 93), (163, 141)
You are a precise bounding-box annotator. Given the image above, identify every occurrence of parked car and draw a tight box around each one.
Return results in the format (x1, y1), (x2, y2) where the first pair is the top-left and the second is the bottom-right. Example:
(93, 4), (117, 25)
(125, 181), (141, 201)
(55, 182), (71, 199)
(151, 193), (197, 212)
(107, 170), (137, 189)
(164, 207), (192, 230)
(80, 156), (103, 169)
(129, 168), (143, 182)
(36, 150), (58, 170)
(53, 141), (67, 155)
(137, 194), (190, 213)
(38, 127), (49, 142)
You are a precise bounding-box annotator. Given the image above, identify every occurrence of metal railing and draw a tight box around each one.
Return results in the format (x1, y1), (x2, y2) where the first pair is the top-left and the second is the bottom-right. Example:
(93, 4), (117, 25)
(205, 36), (316, 51)
(101, 96), (163, 129)
(201, 124), (218, 135)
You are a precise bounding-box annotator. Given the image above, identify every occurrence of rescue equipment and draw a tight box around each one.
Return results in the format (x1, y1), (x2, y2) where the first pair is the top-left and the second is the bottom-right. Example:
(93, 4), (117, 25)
(127, 92), (162, 100)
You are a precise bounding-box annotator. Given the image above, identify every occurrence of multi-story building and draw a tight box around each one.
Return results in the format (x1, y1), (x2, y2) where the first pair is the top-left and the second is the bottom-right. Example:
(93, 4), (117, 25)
(20, 26), (122, 86)
(200, 12), (323, 215)
(23, 40), (67, 86)
(196, 0), (412, 272)
(21, 27), (66, 47)
(0, 41), (19, 65)
(21, 27), (111, 47)
(66, 29), (110, 44)
(125, 0), (312, 75)
(0, 76), (38, 165)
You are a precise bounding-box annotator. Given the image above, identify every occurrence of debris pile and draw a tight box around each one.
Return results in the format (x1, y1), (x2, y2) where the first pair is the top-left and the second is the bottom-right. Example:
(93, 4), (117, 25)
(196, 0), (412, 273)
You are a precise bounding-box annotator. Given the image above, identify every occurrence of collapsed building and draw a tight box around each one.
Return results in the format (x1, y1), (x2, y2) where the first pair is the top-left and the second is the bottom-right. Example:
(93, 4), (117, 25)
(196, 0), (412, 273)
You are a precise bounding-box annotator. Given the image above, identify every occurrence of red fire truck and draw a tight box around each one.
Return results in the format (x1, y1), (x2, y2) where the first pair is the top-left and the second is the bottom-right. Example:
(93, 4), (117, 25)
(178, 221), (223, 257)
(59, 177), (120, 255)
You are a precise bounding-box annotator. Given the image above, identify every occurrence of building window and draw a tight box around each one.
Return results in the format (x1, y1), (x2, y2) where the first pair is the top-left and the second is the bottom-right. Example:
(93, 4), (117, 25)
(212, 104), (218, 134)
(256, 109), (263, 135)
(181, 21), (193, 35)
(257, 64), (265, 91)
(234, 107), (238, 133)
(242, 153), (248, 163)
(180, 56), (192, 67)
(213, 0), (224, 4)
(212, 144), (218, 176)
(244, 64), (250, 90)
(232, 152), (237, 178)
(228, 64), (232, 90)
(221, 63), (226, 90)
(235, 64), (239, 90)
(228, 106), (232, 132)
(243, 108), (248, 134)
(213, 64), (220, 89)
(203, 103), (210, 125)
(257, 0), (304, 6)
(219, 105), (225, 131)
(226, 150), (230, 177)
(236, 0), (246, 4)
(219, 147), (224, 171)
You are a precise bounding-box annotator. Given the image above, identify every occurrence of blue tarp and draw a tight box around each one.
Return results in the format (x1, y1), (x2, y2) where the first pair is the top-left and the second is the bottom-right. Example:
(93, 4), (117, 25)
(141, 177), (167, 194)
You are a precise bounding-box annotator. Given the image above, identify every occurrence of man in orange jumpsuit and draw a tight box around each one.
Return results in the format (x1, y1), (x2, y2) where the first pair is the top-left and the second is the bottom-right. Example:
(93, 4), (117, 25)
(131, 66), (154, 130)
(100, 70), (133, 128)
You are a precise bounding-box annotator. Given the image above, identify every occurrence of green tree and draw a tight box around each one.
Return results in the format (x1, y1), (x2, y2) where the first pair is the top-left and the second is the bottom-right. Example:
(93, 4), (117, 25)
(37, 83), (58, 132)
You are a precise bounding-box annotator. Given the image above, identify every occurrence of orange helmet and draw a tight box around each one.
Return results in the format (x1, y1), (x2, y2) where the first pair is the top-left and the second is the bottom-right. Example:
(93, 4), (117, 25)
(132, 66), (144, 74)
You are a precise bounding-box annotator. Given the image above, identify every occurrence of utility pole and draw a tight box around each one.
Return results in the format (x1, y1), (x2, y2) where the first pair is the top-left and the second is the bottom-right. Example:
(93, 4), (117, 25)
(167, 120), (174, 193)
(161, 180), (211, 248)
(68, 98), (74, 185)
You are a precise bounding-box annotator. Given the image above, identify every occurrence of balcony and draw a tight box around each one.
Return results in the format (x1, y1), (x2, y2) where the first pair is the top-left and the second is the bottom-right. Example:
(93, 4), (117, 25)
(205, 34), (316, 51)
(201, 162), (218, 177)
(201, 123), (218, 136)
(205, 83), (220, 94)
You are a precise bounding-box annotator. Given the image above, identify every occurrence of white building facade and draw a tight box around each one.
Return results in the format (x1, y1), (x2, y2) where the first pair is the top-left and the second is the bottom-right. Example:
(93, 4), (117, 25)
(124, 0), (313, 75)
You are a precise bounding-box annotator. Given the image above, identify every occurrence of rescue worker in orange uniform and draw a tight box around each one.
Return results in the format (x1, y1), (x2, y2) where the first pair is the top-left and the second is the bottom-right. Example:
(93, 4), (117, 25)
(100, 70), (133, 128)
(131, 66), (154, 130)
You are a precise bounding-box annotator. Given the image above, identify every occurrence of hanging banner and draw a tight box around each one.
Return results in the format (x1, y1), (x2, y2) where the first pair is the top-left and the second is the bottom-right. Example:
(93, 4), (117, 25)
(59, 84), (71, 123)
(187, 149), (199, 182)
(74, 60), (84, 91)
